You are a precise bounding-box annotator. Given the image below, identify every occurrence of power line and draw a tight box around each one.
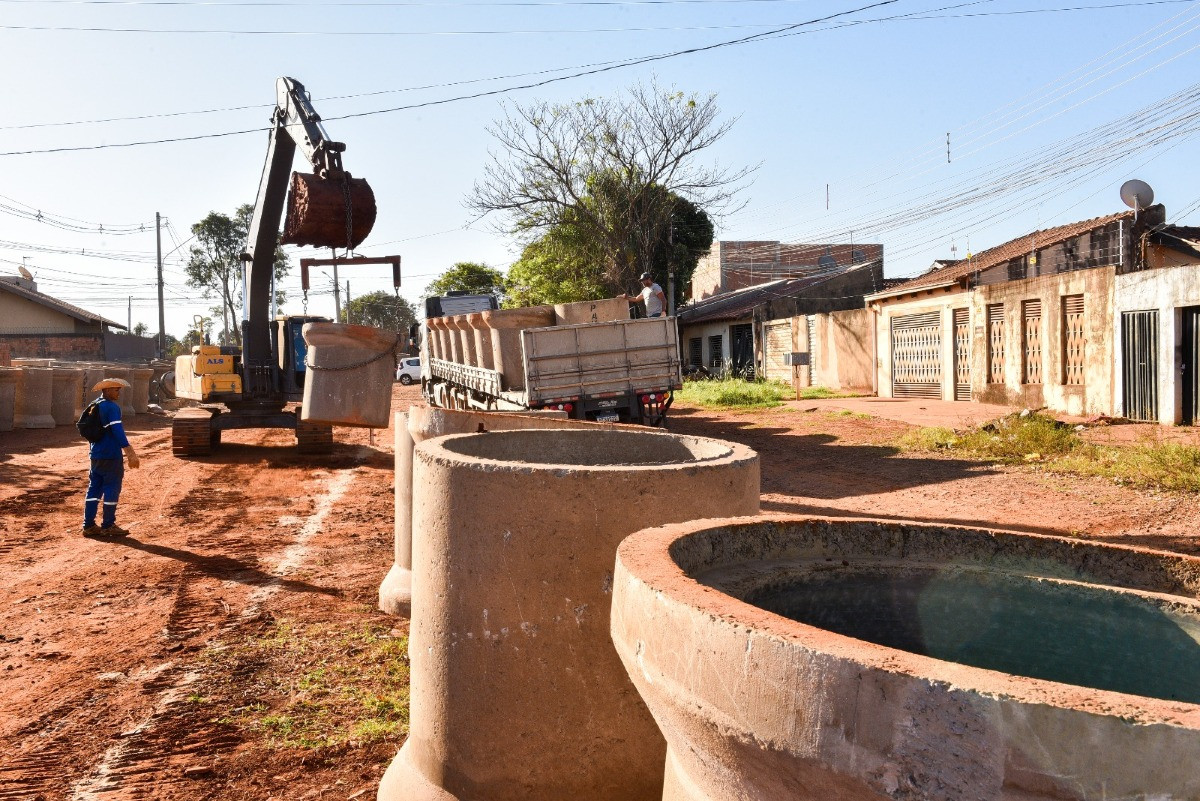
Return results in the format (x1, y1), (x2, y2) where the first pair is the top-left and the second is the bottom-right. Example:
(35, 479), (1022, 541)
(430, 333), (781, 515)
(0, 0), (903, 156)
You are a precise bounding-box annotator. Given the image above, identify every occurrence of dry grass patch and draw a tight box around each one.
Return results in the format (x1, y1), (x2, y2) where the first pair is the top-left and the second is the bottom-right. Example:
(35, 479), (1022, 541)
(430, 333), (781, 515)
(899, 412), (1200, 492)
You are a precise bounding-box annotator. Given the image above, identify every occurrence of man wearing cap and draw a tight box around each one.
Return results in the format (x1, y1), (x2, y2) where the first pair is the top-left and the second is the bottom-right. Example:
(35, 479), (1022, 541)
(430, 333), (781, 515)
(622, 272), (667, 318)
(82, 378), (140, 537)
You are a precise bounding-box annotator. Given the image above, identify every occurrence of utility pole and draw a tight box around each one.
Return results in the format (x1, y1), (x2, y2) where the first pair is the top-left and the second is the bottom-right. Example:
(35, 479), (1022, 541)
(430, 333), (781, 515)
(127, 296), (132, 332)
(667, 220), (676, 317)
(345, 280), (351, 324)
(156, 212), (166, 357)
(332, 262), (342, 322)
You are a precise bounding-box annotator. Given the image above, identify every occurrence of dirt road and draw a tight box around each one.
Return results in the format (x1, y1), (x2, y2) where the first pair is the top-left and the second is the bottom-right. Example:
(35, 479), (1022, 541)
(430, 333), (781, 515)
(2, 386), (1197, 799)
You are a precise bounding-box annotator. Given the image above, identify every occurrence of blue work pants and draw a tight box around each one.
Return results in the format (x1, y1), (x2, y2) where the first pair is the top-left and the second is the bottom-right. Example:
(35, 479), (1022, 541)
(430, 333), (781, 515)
(84, 458), (124, 528)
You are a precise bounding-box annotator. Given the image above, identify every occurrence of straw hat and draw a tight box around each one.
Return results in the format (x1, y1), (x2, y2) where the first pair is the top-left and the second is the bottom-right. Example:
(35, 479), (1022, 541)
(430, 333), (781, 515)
(93, 378), (132, 392)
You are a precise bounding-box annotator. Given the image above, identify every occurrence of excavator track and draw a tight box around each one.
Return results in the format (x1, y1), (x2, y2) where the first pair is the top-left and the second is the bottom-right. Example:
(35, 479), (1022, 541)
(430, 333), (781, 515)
(295, 421), (333, 454)
(172, 408), (215, 457)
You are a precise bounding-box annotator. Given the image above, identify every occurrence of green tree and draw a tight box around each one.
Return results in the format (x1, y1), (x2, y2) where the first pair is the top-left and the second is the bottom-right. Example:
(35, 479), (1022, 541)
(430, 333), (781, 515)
(469, 80), (749, 290)
(339, 290), (417, 334)
(131, 322), (149, 337)
(185, 204), (289, 347)
(505, 189), (713, 307)
(424, 262), (506, 299)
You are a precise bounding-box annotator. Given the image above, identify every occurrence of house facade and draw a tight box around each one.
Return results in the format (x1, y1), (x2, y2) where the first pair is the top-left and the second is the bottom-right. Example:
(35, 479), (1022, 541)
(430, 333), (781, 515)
(858, 204), (1200, 423)
(678, 260), (883, 379)
(1113, 226), (1200, 424)
(0, 273), (129, 360)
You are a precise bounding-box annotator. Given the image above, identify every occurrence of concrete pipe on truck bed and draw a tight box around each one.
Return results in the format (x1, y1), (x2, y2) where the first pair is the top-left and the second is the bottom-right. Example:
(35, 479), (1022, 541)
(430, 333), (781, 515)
(379, 428), (759, 801)
(612, 515), (1200, 801)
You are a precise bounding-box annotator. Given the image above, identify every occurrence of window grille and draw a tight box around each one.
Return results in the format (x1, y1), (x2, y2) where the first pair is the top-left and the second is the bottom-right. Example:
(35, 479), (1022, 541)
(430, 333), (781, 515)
(1062, 295), (1085, 386)
(1023, 299), (1042, 384)
(688, 337), (702, 367)
(987, 303), (1005, 384)
(707, 335), (723, 372)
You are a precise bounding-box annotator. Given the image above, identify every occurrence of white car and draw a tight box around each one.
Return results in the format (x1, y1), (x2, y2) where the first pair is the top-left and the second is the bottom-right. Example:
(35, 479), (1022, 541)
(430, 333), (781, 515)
(396, 357), (421, 385)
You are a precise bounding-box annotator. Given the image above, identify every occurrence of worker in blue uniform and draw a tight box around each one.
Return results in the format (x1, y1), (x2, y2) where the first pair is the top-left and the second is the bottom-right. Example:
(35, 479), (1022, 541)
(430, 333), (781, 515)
(82, 378), (141, 537)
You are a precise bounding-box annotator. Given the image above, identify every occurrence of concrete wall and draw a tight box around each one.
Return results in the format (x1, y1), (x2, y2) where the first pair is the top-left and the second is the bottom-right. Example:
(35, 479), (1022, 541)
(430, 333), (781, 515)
(1113, 261), (1200, 424)
(972, 267), (1116, 417)
(871, 287), (967, 400)
(812, 308), (874, 393)
(104, 331), (157, 362)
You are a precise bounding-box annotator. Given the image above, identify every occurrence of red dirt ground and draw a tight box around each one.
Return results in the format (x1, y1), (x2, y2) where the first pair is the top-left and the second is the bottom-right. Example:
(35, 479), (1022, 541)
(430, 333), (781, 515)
(2, 385), (1198, 799)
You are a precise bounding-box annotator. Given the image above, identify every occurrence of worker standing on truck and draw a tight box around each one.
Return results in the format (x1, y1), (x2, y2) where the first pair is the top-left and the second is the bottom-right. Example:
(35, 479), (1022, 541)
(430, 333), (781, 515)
(623, 272), (667, 318)
(82, 378), (140, 537)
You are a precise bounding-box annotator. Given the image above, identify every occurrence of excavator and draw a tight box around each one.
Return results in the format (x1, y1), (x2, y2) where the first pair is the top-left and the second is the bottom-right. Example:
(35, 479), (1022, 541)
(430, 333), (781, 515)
(171, 77), (392, 457)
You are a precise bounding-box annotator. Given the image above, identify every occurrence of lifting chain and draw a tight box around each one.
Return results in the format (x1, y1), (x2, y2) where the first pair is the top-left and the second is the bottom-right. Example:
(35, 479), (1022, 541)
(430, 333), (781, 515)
(341, 175), (355, 253)
(305, 334), (402, 371)
(302, 288), (309, 315)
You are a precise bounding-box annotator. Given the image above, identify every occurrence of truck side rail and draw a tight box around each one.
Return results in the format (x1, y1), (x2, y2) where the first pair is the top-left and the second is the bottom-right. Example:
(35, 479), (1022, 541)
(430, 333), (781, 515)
(522, 317), (682, 405)
(429, 357), (504, 397)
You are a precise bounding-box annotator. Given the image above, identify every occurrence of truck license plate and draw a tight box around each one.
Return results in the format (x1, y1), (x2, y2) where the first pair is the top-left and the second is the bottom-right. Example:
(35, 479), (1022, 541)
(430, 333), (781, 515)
(595, 412), (620, 422)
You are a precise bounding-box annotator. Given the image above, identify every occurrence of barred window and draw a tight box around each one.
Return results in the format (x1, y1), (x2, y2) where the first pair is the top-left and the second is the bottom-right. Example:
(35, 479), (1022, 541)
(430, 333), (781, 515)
(1023, 299), (1042, 385)
(987, 303), (1005, 384)
(1062, 295), (1085, 386)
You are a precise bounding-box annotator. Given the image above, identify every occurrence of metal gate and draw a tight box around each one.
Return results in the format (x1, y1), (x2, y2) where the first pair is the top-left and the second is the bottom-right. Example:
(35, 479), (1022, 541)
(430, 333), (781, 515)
(806, 315), (817, 386)
(891, 311), (942, 399)
(1121, 310), (1158, 422)
(731, 324), (755, 379)
(763, 321), (791, 382)
(953, 308), (971, 401)
(1184, 306), (1200, 425)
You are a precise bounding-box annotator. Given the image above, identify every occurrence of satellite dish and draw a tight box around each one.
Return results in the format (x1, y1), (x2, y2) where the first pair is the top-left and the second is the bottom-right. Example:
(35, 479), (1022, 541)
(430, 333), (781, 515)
(18, 265), (32, 280)
(1120, 179), (1154, 210)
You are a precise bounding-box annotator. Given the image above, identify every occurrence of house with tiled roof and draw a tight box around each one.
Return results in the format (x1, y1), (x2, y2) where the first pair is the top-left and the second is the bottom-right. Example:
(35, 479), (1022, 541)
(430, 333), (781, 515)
(860, 203), (1200, 424)
(0, 272), (132, 361)
(677, 259), (882, 379)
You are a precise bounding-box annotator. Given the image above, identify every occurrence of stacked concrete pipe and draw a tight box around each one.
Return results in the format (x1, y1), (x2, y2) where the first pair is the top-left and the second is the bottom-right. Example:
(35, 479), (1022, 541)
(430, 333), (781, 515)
(104, 366), (136, 419)
(0, 366), (18, 431)
(466, 312), (494, 370)
(80, 365), (107, 409)
(49, 367), (84, 425)
(14, 367), (56, 429)
(612, 515), (1200, 801)
(448, 315), (476, 367)
(129, 367), (155, 413)
(379, 428), (759, 801)
(481, 305), (554, 391)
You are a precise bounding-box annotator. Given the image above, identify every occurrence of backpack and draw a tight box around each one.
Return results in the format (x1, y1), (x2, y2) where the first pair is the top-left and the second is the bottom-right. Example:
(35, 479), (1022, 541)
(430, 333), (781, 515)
(77, 400), (106, 444)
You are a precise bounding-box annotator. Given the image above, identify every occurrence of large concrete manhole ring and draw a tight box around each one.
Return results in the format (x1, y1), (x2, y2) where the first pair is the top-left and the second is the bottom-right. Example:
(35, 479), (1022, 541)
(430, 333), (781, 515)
(612, 515), (1200, 801)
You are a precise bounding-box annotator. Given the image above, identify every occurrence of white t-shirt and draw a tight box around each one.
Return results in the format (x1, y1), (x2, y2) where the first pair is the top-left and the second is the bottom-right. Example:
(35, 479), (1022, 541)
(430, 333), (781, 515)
(641, 282), (665, 317)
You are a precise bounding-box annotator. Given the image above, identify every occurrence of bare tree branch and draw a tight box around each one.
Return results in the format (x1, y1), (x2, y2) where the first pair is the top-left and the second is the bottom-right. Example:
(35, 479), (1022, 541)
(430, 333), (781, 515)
(467, 79), (755, 291)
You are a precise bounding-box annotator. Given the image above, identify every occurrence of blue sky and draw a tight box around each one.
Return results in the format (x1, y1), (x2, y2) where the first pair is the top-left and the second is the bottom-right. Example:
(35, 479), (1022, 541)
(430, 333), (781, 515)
(2, 0), (1199, 338)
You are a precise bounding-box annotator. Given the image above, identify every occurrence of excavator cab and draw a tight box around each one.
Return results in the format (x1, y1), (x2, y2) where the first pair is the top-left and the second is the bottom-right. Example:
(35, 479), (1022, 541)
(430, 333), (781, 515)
(273, 314), (330, 398)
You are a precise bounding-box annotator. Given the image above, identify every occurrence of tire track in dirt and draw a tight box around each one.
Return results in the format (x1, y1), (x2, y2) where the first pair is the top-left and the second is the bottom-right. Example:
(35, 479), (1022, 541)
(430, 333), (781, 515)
(68, 457), (362, 800)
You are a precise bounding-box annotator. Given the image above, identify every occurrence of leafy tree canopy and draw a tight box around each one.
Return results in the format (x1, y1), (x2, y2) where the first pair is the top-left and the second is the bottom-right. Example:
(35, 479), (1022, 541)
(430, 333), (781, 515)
(506, 188), (713, 307)
(424, 262), (506, 299)
(340, 290), (417, 335)
(185, 204), (289, 346)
